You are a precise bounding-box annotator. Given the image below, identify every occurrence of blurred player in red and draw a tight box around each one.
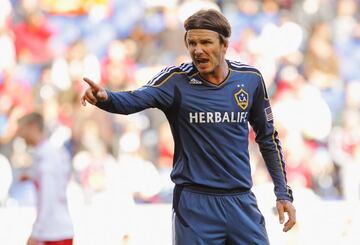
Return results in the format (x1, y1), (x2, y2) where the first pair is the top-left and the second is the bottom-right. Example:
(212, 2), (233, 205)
(17, 112), (74, 245)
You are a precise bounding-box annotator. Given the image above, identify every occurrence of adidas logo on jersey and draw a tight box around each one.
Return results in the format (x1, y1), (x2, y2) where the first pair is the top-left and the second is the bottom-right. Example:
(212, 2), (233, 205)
(189, 78), (202, 85)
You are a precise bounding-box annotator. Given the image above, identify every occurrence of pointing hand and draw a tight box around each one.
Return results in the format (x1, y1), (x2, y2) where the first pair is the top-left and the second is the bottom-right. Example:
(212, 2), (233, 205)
(81, 77), (108, 106)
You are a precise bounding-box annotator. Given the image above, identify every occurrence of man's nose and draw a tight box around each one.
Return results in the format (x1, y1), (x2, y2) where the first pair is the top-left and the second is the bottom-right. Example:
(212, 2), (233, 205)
(194, 46), (203, 56)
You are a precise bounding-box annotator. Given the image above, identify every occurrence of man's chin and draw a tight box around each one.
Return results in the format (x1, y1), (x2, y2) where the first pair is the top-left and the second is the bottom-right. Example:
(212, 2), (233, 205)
(196, 65), (211, 74)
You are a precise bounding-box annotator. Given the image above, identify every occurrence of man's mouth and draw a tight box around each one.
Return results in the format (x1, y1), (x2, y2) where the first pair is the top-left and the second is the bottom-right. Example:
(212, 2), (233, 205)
(195, 58), (209, 66)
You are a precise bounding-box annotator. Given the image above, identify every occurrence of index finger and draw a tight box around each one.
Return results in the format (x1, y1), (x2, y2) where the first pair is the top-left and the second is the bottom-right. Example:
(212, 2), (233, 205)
(83, 77), (99, 91)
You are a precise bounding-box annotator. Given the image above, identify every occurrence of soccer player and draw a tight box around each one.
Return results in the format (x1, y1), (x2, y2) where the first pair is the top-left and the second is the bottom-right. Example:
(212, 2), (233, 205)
(81, 9), (296, 245)
(17, 112), (74, 245)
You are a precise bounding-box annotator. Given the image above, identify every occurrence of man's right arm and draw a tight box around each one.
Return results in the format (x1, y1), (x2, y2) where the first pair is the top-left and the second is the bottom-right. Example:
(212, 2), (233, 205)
(81, 67), (177, 114)
(96, 86), (173, 114)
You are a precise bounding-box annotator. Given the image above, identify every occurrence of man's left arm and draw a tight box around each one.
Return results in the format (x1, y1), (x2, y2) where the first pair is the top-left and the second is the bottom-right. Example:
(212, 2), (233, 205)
(248, 74), (296, 232)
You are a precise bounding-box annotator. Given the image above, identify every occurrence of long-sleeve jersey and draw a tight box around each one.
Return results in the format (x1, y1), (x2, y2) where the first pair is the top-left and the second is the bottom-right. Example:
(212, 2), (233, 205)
(97, 60), (293, 201)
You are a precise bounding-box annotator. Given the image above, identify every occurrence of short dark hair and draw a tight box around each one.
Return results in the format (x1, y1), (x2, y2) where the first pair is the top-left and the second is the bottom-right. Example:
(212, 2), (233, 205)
(18, 112), (44, 131)
(184, 9), (231, 43)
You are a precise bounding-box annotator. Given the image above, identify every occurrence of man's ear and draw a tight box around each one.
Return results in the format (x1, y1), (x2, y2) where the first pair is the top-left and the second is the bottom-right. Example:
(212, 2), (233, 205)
(222, 38), (229, 52)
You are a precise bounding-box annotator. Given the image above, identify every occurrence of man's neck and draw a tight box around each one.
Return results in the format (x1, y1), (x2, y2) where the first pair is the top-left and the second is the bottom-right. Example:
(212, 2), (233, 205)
(200, 60), (229, 85)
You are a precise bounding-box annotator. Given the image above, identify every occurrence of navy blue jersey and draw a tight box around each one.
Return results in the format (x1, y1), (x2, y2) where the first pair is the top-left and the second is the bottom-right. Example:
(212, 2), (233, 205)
(97, 60), (293, 201)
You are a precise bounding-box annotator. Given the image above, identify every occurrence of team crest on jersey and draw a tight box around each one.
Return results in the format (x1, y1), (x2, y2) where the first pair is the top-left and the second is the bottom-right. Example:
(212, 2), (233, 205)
(234, 88), (249, 110)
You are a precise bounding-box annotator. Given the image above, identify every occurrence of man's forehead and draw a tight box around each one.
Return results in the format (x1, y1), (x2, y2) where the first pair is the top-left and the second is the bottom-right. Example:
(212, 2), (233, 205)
(186, 29), (219, 39)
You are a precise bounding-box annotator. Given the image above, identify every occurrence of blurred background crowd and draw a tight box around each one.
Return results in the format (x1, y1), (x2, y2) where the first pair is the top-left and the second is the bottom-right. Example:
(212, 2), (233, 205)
(0, 0), (360, 210)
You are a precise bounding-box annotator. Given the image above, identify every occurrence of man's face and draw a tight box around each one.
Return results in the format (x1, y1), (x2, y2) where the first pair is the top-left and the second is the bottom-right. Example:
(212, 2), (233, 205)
(185, 29), (228, 75)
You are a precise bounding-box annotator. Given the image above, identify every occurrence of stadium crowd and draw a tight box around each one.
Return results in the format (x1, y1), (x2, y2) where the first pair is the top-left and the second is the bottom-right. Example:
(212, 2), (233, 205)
(0, 0), (360, 209)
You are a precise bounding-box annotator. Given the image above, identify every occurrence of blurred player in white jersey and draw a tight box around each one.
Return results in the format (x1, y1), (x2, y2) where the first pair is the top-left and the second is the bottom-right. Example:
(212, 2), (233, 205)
(17, 112), (74, 245)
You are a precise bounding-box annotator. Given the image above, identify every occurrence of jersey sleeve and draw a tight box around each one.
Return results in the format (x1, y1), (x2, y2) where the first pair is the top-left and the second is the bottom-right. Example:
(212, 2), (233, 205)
(96, 67), (176, 114)
(249, 75), (293, 202)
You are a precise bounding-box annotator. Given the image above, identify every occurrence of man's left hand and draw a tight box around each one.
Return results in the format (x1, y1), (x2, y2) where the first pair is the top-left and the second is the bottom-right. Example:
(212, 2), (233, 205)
(276, 200), (296, 232)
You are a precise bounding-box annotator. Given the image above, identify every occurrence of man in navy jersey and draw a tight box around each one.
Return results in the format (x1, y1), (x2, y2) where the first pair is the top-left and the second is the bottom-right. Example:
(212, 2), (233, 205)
(81, 9), (296, 245)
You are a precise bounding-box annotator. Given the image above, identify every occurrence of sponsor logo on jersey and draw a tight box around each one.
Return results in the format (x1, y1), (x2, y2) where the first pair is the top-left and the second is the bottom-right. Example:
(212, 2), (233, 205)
(234, 88), (248, 110)
(189, 111), (248, 123)
(189, 78), (203, 85)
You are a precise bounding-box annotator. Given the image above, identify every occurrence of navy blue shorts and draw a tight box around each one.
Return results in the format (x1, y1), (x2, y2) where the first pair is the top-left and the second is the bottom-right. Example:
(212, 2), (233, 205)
(172, 185), (270, 245)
